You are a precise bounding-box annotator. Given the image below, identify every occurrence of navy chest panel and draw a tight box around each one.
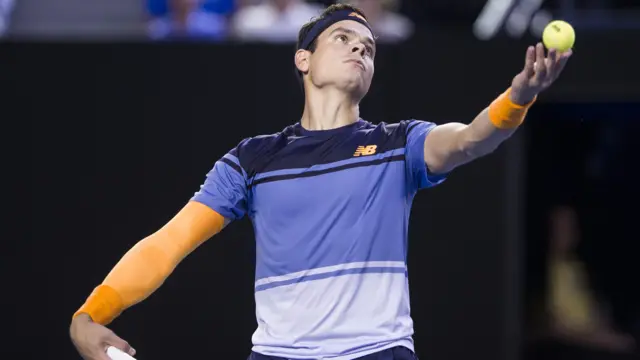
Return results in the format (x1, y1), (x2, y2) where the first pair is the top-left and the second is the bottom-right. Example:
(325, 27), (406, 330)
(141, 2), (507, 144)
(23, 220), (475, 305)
(236, 121), (409, 185)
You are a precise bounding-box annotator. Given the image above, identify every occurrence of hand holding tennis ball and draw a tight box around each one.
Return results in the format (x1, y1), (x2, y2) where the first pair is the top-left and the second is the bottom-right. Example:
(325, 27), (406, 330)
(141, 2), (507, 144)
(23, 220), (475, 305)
(508, 21), (574, 106)
(542, 20), (575, 52)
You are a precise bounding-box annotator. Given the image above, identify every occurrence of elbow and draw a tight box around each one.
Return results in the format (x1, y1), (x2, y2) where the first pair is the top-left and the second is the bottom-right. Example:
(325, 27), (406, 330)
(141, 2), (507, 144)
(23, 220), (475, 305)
(460, 139), (500, 161)
(459, 127), (513, 160)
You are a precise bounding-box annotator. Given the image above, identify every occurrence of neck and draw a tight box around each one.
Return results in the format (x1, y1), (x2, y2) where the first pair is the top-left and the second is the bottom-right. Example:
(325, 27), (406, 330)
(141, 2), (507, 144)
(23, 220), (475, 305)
(301, 87), (360, 131)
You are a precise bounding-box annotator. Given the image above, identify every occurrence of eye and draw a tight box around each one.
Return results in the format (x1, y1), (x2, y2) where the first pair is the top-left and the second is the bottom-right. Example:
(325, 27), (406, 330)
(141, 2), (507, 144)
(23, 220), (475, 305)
(365, 46), (373, 55)
(336, 34), (348, 43)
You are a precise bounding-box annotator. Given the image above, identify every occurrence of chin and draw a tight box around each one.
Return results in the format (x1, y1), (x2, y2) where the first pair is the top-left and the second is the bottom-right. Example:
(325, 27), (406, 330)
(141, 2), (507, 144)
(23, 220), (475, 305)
(340, 78), (369, 95)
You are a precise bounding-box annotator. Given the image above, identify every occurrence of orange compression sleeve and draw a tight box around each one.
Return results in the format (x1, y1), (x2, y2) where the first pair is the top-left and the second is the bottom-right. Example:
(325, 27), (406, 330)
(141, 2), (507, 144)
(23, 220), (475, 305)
(73, 201), (226, 325)
(488, 88), (536, 129)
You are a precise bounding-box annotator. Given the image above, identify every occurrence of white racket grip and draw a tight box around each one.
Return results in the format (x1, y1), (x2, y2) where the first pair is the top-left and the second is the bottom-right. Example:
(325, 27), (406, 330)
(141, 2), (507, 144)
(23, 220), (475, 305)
(106, 346), (137, 360)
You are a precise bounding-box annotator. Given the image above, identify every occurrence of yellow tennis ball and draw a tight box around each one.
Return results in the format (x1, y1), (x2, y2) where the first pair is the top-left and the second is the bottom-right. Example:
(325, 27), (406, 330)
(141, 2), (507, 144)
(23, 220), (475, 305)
(542, 20), (575, 52)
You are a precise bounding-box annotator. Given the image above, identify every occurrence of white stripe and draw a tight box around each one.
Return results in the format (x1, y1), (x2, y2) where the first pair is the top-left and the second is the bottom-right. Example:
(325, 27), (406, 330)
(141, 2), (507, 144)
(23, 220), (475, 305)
(252, 270), (413, 358)
(254, 261), (406, 287)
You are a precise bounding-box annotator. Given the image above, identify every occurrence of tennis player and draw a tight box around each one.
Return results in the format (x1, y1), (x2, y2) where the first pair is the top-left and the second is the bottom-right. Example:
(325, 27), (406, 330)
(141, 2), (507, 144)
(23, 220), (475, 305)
(70, 4), (571, 360)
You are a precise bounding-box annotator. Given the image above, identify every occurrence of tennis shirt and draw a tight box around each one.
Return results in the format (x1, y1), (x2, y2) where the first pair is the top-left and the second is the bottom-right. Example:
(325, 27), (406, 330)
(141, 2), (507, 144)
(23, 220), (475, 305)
(192, 119), (447, 359)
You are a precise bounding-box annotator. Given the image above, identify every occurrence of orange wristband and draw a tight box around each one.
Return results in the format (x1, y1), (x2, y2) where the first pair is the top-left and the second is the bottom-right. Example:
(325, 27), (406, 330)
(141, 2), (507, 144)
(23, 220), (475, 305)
(73, 285), (124, 325)
(488, 88), (536, 129)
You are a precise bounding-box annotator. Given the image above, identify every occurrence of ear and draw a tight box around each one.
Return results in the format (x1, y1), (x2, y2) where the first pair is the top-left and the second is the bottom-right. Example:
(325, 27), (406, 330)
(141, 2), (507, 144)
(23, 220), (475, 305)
(294, 49), (310, 74)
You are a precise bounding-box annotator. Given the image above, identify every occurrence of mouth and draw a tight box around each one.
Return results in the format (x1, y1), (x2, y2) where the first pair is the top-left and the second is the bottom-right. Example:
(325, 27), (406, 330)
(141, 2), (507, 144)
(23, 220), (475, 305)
(345, 59), (365, 70)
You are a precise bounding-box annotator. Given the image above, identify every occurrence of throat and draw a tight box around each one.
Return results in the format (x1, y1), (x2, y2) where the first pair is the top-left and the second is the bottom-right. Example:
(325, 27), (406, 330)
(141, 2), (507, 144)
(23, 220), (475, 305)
(301, 90), (360, 131)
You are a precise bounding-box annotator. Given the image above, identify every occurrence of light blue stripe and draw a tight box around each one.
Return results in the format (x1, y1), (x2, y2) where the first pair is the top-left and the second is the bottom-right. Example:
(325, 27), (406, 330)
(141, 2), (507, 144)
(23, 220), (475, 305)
(252, 159), (408, 280)
(255, 267), (406, 292)
(222, 153), (247, 180)
(251, 148), (405, 183)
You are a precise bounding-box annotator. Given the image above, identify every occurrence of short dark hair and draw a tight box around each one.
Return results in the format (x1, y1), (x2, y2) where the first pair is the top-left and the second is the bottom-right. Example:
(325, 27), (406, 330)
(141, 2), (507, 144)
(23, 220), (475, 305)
(295, 4), (368, 85)
(297, 3), (368, 52)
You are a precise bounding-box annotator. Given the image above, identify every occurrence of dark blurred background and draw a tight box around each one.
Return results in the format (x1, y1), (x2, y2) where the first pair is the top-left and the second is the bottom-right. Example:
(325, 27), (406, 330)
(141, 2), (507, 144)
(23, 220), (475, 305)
(5, 1), (640, 360)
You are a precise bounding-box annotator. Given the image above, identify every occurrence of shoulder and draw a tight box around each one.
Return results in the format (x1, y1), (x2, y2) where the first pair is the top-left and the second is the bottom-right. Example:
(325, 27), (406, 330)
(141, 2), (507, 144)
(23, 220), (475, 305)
(361, 119), (436, 138)
(230, 126), (294, 170)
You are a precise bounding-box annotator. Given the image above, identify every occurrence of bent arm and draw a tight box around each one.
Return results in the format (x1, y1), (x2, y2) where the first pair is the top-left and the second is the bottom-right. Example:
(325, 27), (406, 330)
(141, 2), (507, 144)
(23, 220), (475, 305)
(73, 201), (227, 325)
(423, 88), (535, 174)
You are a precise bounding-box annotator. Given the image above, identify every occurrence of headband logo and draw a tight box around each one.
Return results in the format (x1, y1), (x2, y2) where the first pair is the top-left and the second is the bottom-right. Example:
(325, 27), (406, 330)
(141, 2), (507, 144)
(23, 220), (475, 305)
(349, 12), (367, 23)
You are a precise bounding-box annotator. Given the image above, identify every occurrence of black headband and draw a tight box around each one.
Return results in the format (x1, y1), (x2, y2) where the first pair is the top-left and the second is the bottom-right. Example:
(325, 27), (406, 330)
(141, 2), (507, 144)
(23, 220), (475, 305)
(299, 9), (373, 50)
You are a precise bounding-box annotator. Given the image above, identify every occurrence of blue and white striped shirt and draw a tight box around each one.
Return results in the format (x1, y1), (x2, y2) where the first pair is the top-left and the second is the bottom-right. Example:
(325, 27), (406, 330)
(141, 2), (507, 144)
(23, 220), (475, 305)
(192, 119), (446, 359)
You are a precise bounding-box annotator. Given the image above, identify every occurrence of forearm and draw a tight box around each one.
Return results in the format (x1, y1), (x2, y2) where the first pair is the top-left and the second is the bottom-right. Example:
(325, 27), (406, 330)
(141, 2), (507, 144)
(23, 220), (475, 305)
(463, 87), (535, 154)
(104, 232), (183, 308)
(74, 201), (226, 325)
(457, 108), (513, 157)
(72, 234), (178, 325)
(424, 88), (535, 174)
(424, 43), (571, 174)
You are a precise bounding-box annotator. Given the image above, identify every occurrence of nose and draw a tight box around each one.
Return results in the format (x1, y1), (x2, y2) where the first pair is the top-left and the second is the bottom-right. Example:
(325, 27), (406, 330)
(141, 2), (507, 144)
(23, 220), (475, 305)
(351, 43), (365, 56)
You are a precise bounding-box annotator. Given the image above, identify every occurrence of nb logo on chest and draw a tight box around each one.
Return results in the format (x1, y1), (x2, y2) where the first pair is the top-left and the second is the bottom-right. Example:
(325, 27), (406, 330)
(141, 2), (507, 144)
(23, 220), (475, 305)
(353, 145), (377, 157)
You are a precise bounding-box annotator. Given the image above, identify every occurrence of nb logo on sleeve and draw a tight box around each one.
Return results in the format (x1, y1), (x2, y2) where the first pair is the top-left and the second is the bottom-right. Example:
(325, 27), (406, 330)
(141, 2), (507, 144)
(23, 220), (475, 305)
(353, 145), (377, 157)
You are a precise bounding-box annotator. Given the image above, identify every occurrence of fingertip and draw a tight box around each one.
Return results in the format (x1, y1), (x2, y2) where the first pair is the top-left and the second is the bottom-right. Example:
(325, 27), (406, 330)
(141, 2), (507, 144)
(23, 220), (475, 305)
(535, 43), (545, 58)
(525, 46), (536, 62)
(559, 52), (572, 63)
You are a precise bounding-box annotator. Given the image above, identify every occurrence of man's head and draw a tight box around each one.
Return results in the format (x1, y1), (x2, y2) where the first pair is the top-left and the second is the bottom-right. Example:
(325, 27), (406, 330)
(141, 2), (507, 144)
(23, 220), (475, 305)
(295, 4), (376, 101)
(549, 205), (579, 257)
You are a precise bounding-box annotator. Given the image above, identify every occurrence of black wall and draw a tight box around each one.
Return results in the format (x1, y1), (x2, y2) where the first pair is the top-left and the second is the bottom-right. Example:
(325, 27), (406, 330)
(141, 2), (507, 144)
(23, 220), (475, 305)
(9, 29), (639, 360)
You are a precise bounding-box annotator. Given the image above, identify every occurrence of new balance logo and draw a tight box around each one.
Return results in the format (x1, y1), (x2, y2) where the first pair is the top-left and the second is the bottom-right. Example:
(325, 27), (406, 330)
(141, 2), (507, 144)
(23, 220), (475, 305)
(349, 12), (367, 23)
(353, 145), (377, 157)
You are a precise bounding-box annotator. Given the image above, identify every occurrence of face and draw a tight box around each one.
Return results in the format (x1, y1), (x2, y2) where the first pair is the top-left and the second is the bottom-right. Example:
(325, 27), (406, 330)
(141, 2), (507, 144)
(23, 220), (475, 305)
(296, 20), (376, 99)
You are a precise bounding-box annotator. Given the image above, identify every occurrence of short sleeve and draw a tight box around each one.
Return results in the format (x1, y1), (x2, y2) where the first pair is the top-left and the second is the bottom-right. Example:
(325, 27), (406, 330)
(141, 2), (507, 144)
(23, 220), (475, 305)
(191, 145), (248, 221)
(404, 120), (448, 191)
